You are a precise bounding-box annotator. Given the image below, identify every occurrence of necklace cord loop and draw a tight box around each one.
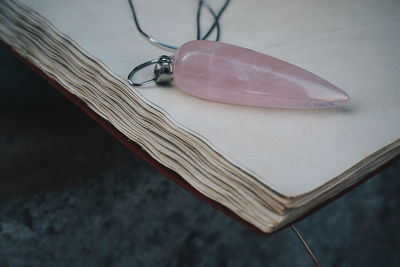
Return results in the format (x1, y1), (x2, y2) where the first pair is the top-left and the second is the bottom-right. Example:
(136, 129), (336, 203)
(127, 55), (173, 86)
(127, 58), (158, 86)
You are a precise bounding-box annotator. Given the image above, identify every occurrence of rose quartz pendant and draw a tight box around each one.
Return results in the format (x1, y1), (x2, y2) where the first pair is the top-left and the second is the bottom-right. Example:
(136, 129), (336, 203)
(172, 40), (349, 109)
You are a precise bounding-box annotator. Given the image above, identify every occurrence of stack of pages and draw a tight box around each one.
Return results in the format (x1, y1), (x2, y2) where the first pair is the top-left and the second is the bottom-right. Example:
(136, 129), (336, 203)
(1, 0), (399, 233)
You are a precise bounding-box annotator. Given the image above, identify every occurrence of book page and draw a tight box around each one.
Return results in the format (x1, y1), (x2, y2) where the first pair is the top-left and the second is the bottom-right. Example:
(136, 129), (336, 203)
(17, 0), (400, 197)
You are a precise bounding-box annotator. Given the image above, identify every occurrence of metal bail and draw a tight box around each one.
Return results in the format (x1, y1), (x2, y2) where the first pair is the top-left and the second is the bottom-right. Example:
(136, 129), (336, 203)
(127, 55), (173, 86)
(154, 55), (173, 85)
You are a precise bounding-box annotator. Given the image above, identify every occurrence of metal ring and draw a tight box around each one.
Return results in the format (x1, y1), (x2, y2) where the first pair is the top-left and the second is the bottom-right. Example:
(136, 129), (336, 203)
(127, 58), (158, 86)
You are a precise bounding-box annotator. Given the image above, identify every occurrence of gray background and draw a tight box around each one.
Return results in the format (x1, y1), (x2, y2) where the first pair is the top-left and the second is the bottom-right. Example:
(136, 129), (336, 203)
(0, 47), (399, 267)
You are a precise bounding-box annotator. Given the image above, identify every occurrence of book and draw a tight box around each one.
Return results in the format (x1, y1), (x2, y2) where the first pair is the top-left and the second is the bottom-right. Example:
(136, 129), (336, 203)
(1, 0), (399, 234)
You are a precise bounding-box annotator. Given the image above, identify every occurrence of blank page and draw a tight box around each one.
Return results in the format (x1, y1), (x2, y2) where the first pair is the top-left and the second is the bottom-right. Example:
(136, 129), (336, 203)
(19, 0), (400, 197)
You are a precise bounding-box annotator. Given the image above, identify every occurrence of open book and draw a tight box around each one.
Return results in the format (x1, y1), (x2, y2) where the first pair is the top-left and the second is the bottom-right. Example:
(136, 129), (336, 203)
(1, 0), (399, 234)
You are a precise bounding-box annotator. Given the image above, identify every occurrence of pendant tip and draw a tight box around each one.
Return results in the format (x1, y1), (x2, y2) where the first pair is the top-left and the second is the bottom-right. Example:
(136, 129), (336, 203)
(331, 89), (350, 107)
(316, 85), (350, 108)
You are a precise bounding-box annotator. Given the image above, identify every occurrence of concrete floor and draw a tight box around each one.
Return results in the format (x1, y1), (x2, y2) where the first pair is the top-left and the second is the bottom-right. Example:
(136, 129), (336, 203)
(0, 47), (399, 267)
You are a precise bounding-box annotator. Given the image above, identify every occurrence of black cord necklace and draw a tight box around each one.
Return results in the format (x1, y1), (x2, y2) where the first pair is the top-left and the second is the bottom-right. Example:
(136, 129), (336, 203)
(127, 0), (231, 51)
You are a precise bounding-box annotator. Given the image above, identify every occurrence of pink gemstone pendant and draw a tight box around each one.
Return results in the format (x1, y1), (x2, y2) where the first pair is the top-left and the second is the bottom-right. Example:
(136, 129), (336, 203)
(128, 40), (349, 109)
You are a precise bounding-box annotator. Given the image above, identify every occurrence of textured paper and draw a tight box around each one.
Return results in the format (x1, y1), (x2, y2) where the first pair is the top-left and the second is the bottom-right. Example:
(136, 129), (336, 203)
(15, 0), (400, 197)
